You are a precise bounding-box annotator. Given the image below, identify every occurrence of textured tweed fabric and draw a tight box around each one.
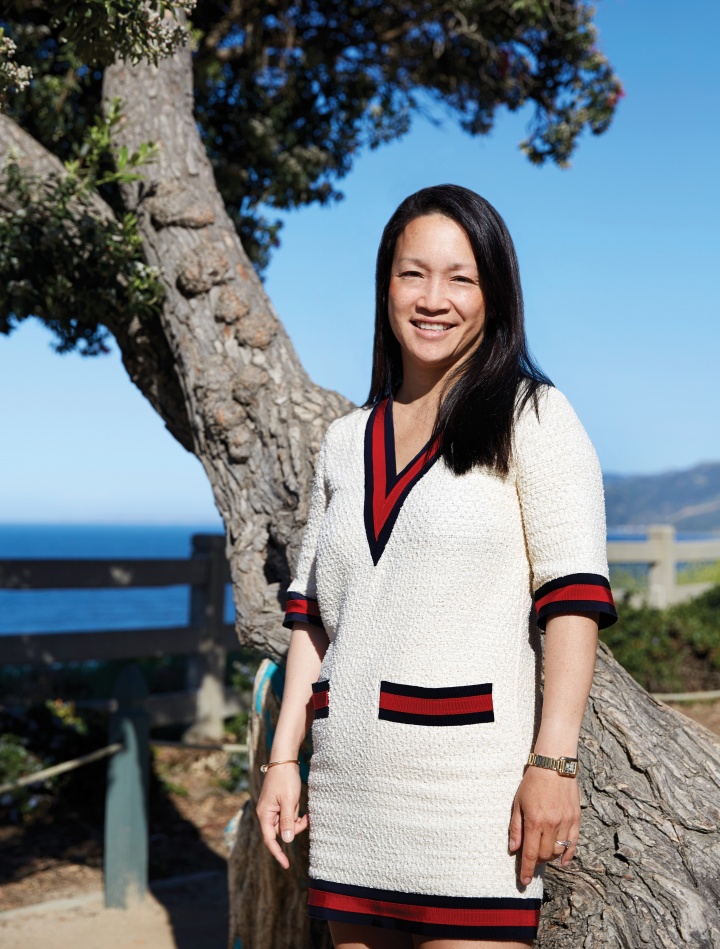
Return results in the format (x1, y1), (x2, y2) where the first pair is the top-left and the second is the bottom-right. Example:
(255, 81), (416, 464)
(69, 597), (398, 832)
(283, 384), (617, 940)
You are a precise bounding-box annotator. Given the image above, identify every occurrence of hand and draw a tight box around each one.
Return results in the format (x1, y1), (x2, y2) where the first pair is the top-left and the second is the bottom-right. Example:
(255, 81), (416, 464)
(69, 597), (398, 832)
(256, 763), (308, 869)
(508, 765), (580, 886)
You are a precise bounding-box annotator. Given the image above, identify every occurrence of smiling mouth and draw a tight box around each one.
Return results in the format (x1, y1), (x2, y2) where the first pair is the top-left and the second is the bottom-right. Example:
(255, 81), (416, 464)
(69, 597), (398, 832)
(412, 321), (454, 333)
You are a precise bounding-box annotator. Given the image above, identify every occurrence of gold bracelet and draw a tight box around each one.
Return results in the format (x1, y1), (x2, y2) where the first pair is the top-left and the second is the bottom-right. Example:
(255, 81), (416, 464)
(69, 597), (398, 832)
(260, 759), (300, 773)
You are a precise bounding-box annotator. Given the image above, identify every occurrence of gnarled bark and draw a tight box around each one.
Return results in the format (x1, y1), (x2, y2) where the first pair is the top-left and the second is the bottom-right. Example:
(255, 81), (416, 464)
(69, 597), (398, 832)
(102, 41), (350, 659)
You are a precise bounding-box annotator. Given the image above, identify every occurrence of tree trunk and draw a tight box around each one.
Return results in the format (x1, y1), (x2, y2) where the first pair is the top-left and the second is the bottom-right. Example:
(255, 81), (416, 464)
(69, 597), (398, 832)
(4, 27), (719, 948)
(102, 41), (350, 661)
(539, 642), (720, 948)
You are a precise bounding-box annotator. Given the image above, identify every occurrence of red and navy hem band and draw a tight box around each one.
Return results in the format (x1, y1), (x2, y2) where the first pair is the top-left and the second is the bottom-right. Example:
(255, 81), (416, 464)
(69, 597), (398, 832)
(307, 878), (540, 941)
(379, 680), (494, 726)
(283, 591), (325, 631)
(534, 573), (618, 630)
(312, 680), (329, 719)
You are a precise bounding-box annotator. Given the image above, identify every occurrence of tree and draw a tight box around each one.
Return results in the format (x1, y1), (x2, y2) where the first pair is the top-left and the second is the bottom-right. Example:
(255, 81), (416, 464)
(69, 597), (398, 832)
(3, 4), (718, 947)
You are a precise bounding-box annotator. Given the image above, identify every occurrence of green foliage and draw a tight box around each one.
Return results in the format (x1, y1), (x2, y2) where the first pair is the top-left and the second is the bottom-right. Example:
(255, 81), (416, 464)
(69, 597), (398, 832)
(1, 0), (621, 353)
(2, 0), (194, 79)
(0, 25), (31, 98)
(670, 585), (720, 669)
(0, 733), (45, 816)
(0, 700), (107, 821)
(600, 584), (720, 692)
(0, 99), (163, 354)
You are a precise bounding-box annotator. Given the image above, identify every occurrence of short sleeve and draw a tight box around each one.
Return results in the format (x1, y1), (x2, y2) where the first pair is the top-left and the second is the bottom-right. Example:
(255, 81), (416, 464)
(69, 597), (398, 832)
(282, 428), (332, 632)
(513, 385), (618, 631)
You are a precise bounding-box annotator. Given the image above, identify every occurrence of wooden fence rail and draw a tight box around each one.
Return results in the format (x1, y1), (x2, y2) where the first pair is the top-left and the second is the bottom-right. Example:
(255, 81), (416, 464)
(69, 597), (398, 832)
(607, 524), (720, 608)
(0, 534), (241, 740)
(1, 526), (718, 736)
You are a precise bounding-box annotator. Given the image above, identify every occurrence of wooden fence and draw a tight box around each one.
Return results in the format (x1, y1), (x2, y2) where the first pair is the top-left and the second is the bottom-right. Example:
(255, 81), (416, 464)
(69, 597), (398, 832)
(1, 525), (718, 738)
(607, 524), (720, 609)
(0, 534), (241, 739)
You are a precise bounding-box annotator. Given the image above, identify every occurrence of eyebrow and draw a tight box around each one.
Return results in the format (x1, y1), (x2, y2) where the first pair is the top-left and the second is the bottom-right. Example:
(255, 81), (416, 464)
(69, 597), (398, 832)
(395, 257), (478, 272)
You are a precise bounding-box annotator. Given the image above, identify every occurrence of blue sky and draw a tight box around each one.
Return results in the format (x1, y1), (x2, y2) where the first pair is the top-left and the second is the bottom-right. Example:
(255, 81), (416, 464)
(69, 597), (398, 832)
(1, 0), (719, 525)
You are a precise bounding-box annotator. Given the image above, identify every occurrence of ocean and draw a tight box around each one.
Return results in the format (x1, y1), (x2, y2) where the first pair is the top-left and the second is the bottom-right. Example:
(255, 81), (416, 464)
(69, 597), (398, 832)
(0, 524), (235, 635)
(0, 524), (716, 636)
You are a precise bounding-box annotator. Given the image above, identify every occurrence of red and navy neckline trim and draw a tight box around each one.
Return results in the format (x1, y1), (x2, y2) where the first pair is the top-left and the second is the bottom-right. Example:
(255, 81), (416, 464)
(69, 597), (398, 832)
(364, 396), (441, 566)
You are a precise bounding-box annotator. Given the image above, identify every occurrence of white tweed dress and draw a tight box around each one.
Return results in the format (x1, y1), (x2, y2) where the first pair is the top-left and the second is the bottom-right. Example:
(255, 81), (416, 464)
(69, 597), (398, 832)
(282, 384), (617, 942)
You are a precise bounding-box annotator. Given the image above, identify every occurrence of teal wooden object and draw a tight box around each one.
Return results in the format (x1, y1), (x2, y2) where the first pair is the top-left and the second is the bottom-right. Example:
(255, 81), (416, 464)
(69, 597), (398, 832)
(104, 664), (150, 908)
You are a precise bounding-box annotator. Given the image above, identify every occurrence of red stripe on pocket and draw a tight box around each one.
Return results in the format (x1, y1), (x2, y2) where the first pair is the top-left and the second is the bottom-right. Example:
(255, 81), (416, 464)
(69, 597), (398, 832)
(312, 691), (329, 711)
(379, 691), (493, 717)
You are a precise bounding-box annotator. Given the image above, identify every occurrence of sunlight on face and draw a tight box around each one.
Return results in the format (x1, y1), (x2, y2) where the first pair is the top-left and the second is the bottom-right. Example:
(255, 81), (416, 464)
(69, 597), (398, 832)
(388, 214), (486, 384)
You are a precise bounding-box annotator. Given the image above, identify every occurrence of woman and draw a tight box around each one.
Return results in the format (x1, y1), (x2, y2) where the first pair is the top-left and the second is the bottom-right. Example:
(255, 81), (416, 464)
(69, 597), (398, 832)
(257, 184), (618, 948)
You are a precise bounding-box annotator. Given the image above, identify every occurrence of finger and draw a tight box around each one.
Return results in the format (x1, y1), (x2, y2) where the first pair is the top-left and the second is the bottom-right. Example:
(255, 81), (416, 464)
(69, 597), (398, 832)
(560, 823), (580, 866)
(257, 804), (290, 870)
(508, 798), (523, 853)
(295, 813), (309, 834)
(520, 824), (541, 886)
(279, 798), (298, 844)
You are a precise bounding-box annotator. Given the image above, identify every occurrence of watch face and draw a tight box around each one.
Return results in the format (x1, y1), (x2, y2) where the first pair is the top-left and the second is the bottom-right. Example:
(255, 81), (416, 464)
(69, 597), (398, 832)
(561, 759), (578, 775)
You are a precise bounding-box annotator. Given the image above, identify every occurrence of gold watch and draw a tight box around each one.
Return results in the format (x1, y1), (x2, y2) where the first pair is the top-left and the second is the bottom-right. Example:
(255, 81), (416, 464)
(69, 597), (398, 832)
(526, 752), (579, 778)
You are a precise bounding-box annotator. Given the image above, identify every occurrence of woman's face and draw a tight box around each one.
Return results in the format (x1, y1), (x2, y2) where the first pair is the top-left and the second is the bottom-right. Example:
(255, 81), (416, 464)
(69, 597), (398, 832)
(387, 213), (486, 383)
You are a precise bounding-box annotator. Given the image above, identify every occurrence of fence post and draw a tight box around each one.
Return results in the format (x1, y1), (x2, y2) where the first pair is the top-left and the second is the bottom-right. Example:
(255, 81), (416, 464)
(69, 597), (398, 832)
(185, 533), (228, 741)
(648, 524), (677, 609)
(104, 663), (149, 908)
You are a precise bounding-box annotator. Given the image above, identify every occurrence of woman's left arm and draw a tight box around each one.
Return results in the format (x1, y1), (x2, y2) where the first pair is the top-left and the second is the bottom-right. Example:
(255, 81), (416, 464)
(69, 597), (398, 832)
(508, 610), (599, 885)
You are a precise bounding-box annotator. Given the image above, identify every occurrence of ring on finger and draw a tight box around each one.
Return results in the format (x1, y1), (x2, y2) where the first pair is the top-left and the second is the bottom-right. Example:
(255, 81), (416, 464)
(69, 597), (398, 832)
(554, 839), (573, 849)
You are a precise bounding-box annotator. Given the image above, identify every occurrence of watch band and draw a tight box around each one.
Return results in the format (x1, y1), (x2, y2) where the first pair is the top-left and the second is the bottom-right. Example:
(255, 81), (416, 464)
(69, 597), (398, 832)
(526, 752), (579, 777)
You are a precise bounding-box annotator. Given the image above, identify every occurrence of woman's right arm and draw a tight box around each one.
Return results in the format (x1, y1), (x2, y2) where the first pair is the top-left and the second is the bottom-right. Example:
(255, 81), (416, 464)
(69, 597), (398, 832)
(256, 620), (329, 869)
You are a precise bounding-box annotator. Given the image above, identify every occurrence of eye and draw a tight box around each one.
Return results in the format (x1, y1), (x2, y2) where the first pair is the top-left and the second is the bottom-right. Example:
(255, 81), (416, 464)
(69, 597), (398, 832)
(452, 275), (475, 284)
(398, 270), (423, 278)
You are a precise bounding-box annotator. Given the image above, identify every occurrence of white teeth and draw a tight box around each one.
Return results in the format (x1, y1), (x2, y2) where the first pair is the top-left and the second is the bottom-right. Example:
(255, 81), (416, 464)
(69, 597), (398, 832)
(415, 321), (451, 331)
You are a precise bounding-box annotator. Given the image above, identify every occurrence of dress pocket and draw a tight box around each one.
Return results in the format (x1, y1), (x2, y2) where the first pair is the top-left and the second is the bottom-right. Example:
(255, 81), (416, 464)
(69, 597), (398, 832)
(312, 679), (330, 720)
(378, 680), (494, 726)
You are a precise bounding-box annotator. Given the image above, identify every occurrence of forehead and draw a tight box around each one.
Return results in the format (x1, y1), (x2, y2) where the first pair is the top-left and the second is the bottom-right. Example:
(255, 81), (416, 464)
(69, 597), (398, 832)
(393, 214), (475, 264)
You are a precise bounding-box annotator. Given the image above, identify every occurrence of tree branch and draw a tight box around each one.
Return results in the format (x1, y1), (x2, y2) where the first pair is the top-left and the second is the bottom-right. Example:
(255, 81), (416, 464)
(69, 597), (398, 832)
(0, 112), (195, 451)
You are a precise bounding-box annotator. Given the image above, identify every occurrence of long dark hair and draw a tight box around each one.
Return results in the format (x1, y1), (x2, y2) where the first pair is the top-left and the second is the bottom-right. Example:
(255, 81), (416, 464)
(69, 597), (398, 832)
(364, 184), (552, 476)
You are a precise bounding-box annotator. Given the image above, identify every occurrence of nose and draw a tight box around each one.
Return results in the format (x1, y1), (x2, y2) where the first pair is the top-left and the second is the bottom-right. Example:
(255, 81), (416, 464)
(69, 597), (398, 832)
(417, 275), (450, 314)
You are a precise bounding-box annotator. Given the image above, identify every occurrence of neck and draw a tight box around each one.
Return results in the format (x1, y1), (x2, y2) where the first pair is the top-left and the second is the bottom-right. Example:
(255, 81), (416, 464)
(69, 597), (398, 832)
(394, 366), (451, 414)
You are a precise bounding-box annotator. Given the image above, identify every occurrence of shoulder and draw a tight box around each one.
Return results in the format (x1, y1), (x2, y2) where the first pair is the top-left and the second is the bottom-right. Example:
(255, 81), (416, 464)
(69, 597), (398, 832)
(320, 404), (371, 455)
(513, 383), (597, 460)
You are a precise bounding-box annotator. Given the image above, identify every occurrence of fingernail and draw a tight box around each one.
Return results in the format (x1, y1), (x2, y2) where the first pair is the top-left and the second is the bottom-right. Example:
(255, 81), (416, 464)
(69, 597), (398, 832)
(508, 838), (517, 850)
(282, 830), (293, 842)
(522, 876), (531, 885)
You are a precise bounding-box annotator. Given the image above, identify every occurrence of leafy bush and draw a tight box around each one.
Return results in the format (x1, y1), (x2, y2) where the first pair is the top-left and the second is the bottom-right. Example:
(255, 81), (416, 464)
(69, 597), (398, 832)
(600, 584), (720, 692)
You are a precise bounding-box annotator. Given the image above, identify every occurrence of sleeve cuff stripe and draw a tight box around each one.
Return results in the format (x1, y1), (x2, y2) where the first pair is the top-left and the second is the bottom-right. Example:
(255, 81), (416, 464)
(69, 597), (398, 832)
(283, 592), (324, 630)
(536, 600), (618, 631)
(285, 597), (321, 617)
(282, 611), (325, 630)
(535, 583), (615, 611)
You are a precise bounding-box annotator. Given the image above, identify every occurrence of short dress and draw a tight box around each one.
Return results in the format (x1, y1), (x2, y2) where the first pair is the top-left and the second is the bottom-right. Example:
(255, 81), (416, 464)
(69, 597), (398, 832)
(282, 384), (618, 943)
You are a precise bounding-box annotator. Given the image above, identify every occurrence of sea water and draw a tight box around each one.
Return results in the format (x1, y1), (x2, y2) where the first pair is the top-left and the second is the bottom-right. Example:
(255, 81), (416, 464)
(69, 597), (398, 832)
(0, 524), (234, 635)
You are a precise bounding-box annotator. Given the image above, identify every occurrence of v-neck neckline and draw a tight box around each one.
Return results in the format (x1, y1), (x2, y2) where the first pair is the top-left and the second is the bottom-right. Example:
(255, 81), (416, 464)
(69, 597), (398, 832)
(363, 397), (441, 565)
(385, 394), (436, 486)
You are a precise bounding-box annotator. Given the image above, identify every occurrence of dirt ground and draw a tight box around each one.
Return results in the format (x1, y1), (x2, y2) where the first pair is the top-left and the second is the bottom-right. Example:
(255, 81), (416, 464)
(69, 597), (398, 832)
(1, 707), (718, 948)
(664, 696), (720, 738)
(0, 745), (246, 948)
